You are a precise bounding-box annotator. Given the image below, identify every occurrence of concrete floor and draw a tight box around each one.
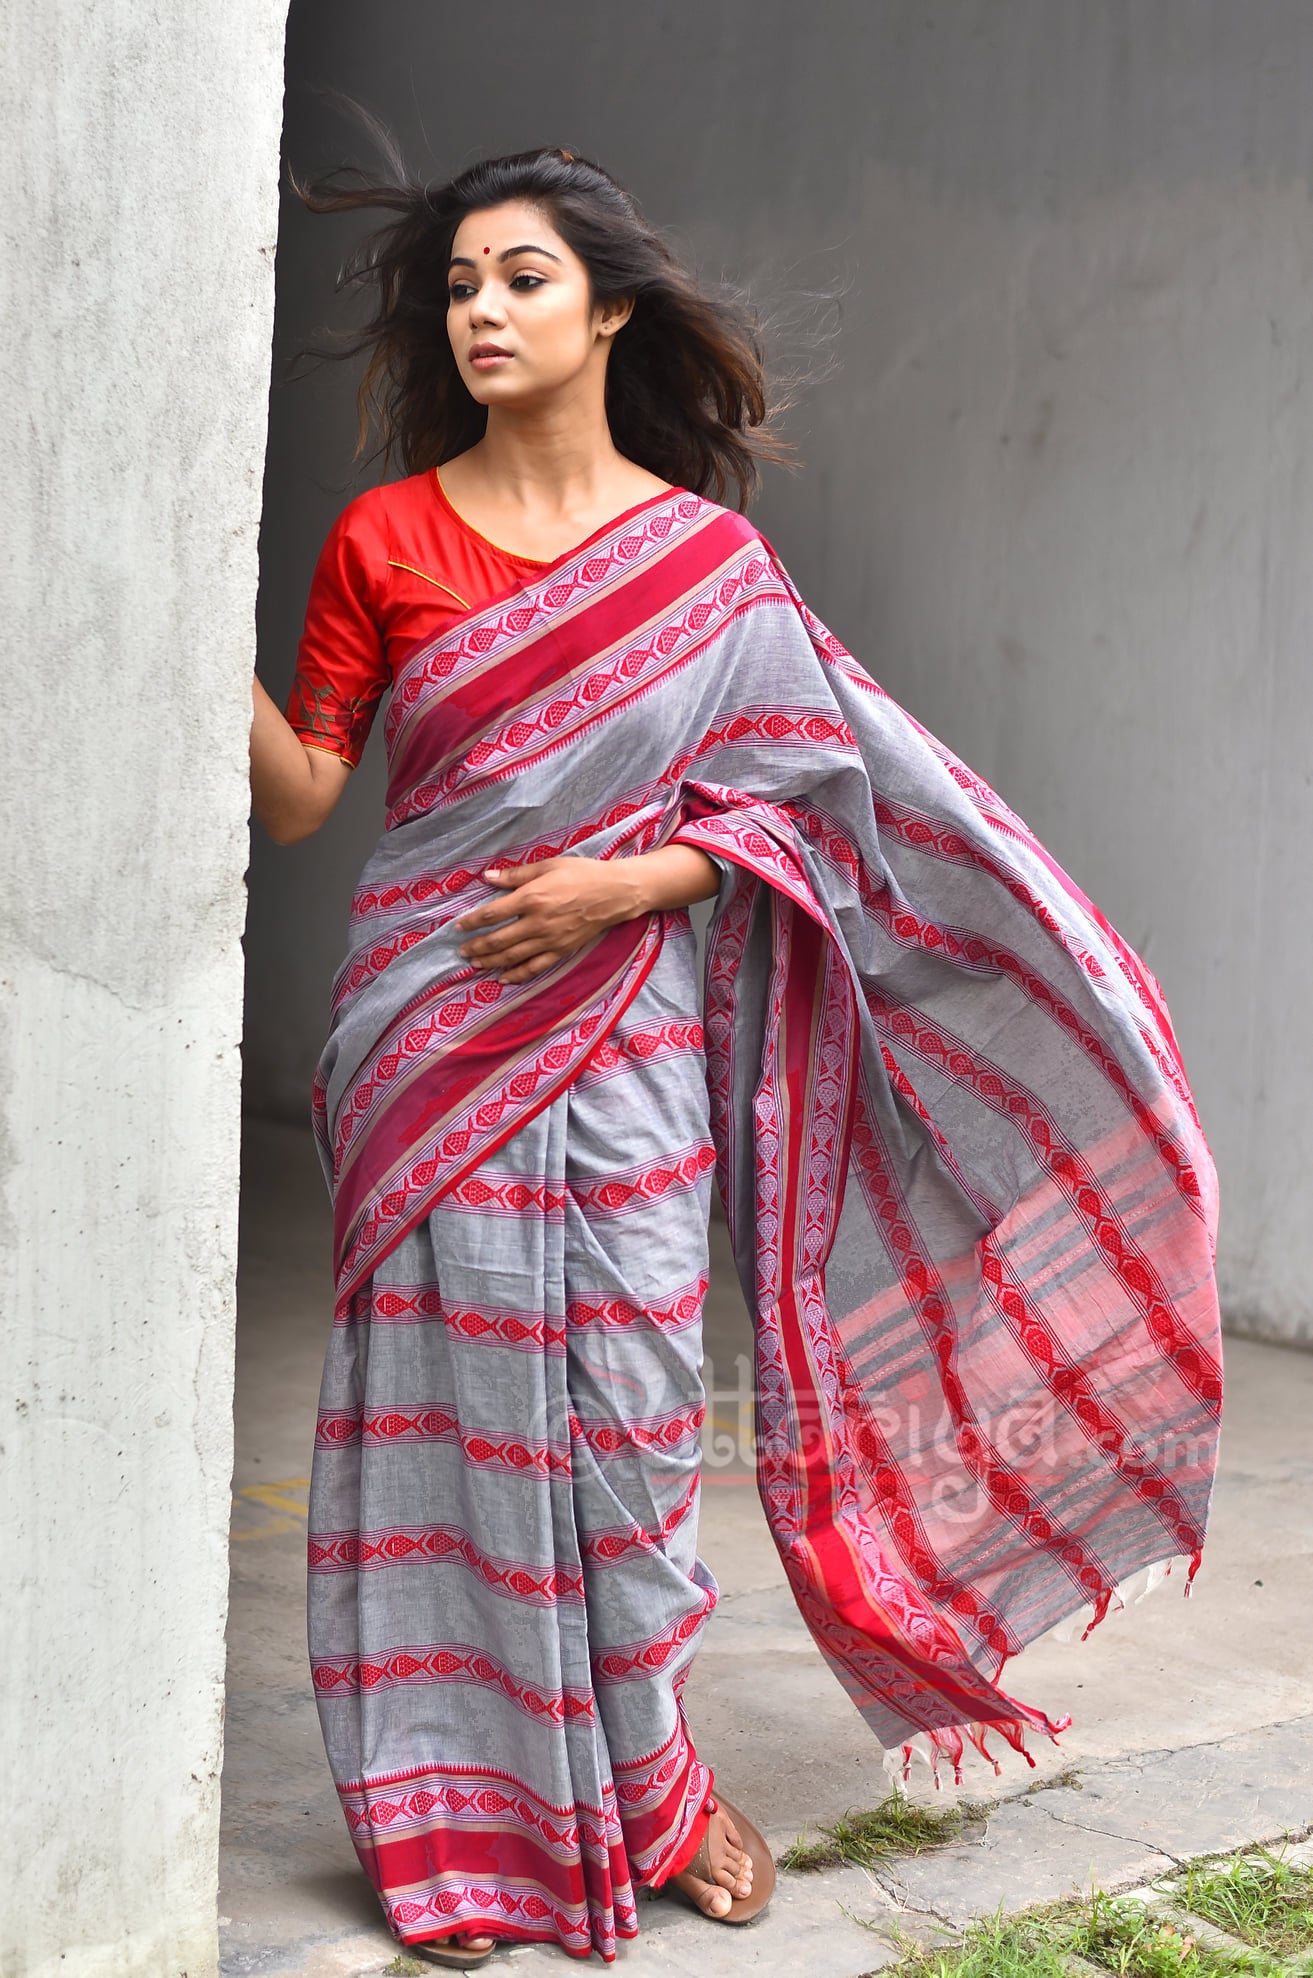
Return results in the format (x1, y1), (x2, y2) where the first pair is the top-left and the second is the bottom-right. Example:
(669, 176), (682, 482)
(220, 1121), (1313, 1976)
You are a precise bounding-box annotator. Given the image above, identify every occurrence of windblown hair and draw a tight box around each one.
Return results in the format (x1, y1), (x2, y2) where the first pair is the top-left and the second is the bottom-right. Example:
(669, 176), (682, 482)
(292, 120), (803, 510)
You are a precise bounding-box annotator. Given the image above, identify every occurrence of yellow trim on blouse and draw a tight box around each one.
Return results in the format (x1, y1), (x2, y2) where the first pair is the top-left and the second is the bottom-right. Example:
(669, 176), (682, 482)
(386, 558), (473, 610)
(296, 738), (357, 770)
(432, 468), (554, 568)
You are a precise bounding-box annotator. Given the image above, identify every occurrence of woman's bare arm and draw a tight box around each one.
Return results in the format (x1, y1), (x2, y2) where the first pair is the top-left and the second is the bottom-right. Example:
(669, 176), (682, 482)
(250, 676), (354, 844)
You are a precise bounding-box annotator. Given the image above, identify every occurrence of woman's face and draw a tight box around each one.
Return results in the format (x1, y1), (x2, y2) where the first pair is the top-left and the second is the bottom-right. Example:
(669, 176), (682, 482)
(446, 199), (631, 405)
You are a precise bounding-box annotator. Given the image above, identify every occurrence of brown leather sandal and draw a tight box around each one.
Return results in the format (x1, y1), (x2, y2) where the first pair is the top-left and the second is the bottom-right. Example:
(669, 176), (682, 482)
(408, 1930), (499, 1968)
(666, 1791), (775, 1924)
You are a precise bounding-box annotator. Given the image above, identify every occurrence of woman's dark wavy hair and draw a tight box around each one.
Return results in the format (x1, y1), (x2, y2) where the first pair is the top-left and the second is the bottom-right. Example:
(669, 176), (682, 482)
(292, 115), (809, 510)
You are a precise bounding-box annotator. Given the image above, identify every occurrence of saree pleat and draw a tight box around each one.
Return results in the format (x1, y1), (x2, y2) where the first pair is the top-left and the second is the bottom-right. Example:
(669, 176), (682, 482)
(309, 922), (717, 1957)
(309, 484), (1223, 1956)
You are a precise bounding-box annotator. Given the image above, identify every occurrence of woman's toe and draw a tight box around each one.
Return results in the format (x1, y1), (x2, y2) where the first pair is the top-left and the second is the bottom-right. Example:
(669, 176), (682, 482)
(702, 1883), (732, 1916)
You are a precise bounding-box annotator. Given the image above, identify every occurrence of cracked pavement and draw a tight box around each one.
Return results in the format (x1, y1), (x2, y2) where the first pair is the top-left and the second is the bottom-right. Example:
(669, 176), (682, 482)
(220, 1123), (1313, 1976)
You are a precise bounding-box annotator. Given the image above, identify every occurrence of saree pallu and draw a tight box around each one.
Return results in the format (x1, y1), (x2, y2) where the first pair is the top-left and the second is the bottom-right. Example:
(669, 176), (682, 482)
(308, 488), (1222, 1960)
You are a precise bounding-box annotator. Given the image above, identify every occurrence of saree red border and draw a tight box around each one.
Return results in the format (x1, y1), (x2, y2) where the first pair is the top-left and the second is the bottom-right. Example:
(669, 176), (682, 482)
(382, 490), (733, 757)
(387, 504), (755, 800)
(386, 554), (778, 825)
(342, 1750), (639, 1961)
(325, 912), (661, 1302)
(758, 896), (1062, 1733)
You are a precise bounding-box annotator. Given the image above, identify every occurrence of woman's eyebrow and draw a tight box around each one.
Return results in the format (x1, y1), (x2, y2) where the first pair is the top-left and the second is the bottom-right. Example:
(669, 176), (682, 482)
(448, 243), (564, 270)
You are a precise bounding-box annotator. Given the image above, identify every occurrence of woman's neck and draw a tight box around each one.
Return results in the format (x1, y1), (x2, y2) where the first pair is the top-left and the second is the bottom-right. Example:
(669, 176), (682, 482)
(439, 405), (669, 561)
(457, 405), (633, 514)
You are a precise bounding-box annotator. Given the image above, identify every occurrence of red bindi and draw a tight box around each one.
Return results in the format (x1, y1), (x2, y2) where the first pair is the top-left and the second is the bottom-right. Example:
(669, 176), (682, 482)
(482, 246), (490, 255)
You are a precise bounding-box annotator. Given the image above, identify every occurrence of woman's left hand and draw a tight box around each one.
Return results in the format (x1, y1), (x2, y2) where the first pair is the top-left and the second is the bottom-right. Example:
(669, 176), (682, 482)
(453, 846), (720, 985)
(454, 856), (646, 985)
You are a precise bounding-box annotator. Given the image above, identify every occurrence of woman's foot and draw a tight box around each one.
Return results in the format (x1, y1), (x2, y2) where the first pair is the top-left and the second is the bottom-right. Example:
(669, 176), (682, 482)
(670, 1801), (754, 1916)
(414, 1929), (497, 1963)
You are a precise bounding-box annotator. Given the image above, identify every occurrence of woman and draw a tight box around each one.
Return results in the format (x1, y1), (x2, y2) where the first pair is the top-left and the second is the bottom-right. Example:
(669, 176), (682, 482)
(250, 144), (1223, 1969)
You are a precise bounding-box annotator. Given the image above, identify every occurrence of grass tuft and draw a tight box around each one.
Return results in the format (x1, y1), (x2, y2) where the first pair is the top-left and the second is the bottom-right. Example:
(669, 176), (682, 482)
(383, 1958), (429, 1976)
(1180, 1849), (1313, 1960)
(861, 1843), (1313, 1978)
(881, 1908), (1071, 1976)
(780, 1787), (983, 1872)
(875, 1887), (1293, 1977)
(1063, 1889), (1279, 1975)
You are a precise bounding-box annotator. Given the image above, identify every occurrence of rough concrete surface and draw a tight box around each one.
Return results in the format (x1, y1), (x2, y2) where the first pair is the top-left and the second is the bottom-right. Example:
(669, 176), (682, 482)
(0, 5), (286, 1974)
(221, 1122), (1313, 1976)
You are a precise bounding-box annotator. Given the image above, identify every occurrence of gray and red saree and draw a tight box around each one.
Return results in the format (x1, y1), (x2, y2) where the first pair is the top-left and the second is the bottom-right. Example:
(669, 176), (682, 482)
(307, 487), (1221, 1959)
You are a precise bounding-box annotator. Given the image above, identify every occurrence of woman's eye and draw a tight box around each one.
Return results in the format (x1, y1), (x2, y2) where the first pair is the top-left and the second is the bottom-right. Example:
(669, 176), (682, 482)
(448, 275), (542, 303)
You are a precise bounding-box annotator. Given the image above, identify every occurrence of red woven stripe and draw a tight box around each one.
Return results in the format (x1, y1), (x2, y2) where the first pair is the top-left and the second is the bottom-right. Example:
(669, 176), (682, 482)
(387, 506), (755, 804)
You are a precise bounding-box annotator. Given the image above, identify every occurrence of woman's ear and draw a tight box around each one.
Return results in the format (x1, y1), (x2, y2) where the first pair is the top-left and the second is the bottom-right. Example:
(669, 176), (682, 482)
(596, 294), (636, 340)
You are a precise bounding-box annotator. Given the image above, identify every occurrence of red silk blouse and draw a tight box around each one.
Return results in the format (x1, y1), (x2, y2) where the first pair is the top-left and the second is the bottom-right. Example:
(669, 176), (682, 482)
(286, 468), (550, 768)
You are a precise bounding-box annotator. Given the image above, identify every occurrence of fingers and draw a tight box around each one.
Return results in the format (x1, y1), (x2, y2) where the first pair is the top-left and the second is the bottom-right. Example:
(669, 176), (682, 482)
(454, 893), (528, 934)
(452, 859), (549, 918)
(452, 861), (550, 932)
(460, 925), (531, 963)
(496, 954), (559, 985)
(456, 900), (554, 956)
(468, 935), (559, 971)
(459, 919), (591, 971)
(455, 926), (567, 984)
(483, 862), (541, 887)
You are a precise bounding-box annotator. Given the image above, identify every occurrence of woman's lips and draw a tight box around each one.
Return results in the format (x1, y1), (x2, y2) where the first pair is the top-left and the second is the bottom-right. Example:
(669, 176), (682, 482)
(470, 351), (513, 369)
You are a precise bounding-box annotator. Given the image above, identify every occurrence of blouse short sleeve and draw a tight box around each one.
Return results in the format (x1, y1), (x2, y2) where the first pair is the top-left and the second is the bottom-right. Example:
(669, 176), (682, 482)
(285, 501), (390, 769)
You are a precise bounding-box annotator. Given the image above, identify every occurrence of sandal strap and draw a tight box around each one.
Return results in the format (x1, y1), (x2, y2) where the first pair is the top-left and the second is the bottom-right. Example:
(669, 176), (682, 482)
(683, 1792), (725, 1885)
(687, 1834), (714, 1883)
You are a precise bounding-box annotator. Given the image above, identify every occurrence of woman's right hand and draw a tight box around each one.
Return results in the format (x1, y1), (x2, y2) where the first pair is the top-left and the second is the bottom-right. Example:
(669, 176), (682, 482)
(249, 676), (353, 844)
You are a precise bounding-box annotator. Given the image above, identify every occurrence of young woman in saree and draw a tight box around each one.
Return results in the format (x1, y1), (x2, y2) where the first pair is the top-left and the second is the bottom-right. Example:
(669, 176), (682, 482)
(249, 144), (1224, 1969)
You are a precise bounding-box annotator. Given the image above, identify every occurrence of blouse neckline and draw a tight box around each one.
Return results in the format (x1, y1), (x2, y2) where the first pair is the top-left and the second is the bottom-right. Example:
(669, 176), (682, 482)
(431, 466), (684, 571)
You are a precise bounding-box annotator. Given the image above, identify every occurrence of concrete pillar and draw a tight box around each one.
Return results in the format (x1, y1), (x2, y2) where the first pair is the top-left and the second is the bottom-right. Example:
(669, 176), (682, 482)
(0, 6), (286, 1973)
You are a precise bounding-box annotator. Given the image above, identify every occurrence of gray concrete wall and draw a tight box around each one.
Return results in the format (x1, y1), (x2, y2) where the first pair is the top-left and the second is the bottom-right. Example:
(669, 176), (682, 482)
(0, 6), (286, 1974)
(249, 0), (1313, 1343)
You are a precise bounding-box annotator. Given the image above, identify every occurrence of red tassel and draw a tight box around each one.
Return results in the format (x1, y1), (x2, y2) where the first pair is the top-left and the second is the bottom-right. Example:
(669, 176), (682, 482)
(964, 1723), (1003, 1775)
(929, 1723), (965, 1789)
(1080, 1584), (1114, 1641)
(993, 1716), (1038, 1769)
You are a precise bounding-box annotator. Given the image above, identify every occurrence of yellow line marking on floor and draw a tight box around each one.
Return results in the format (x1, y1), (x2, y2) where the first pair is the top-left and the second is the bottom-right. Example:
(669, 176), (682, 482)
(230, 1478), (311, 1538)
